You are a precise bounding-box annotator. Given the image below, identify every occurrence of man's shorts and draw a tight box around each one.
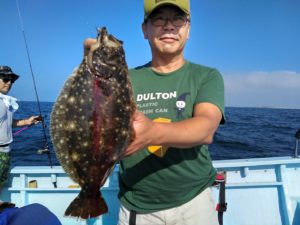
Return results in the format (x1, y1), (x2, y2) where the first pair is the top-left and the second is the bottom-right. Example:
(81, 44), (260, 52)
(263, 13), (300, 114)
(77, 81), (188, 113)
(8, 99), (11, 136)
(0, 152), (11, 188)
(118, 187), (218, 225)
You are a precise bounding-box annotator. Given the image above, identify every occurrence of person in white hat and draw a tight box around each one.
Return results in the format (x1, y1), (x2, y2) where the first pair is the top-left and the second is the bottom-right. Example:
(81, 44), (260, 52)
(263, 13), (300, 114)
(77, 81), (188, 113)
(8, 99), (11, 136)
(84, 0), (225, 224)
(0, 66), (41, 209)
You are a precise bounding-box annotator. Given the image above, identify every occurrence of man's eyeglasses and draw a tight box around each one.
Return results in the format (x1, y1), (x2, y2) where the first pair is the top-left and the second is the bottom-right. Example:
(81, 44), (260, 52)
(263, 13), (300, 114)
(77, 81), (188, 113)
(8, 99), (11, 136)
(148, 15), (190, 27)
(0, 76), (16, 84)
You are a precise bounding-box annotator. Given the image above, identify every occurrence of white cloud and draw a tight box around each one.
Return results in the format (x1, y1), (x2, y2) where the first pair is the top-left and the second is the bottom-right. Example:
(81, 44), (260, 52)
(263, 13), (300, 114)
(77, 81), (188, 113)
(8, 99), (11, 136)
(223, 71), (300, 108)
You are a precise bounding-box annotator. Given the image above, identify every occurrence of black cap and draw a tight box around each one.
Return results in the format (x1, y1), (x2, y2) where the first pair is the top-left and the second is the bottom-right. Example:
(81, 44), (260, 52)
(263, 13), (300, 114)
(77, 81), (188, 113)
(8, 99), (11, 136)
(0, 66), (20, 81)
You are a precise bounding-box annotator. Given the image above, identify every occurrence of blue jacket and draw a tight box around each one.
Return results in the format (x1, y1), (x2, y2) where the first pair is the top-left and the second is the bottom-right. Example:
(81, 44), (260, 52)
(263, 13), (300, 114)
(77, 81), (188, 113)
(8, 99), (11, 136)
(0, 203), (61, 225)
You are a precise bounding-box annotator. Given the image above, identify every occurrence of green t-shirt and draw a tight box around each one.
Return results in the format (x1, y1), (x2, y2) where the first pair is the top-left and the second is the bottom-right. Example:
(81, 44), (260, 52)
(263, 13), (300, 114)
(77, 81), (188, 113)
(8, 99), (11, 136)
(118, 61), (225, 213)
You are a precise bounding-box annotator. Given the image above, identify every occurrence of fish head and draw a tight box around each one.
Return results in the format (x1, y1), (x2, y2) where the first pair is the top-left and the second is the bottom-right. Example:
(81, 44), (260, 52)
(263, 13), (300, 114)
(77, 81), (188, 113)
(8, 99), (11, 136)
(87, 27), (125, 79)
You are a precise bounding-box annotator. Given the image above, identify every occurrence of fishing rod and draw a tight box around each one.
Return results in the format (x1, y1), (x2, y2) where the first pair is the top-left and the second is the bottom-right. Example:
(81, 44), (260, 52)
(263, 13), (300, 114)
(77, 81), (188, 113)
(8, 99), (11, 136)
(295, 129), (300, 158)
(16, 0), (53, 168)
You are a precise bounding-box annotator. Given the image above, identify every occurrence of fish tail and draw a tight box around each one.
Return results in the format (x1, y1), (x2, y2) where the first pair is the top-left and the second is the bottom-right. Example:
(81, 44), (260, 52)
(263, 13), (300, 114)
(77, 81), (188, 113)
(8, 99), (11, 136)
(64, 191), (108, 219)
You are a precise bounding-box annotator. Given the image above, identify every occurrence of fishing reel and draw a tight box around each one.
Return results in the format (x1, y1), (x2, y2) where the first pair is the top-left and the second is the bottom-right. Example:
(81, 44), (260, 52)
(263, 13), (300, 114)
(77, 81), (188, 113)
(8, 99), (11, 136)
(37, 144), (53, 168)
(37, 148), (50, 155)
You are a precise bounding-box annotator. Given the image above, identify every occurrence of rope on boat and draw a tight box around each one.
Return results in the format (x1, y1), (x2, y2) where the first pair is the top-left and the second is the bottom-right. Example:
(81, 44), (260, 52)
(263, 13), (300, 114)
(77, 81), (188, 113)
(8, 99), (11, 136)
(16, 0), (53, 168)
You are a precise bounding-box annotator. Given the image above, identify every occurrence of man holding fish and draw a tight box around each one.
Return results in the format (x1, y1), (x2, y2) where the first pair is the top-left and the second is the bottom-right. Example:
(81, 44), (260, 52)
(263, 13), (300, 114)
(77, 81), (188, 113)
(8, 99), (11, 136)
(83, 0), (224, 224)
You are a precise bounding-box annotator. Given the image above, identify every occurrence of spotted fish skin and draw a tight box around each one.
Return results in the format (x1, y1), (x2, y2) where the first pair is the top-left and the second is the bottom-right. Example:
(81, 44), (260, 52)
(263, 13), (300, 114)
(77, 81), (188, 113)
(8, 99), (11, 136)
(50, 27), (135, 219)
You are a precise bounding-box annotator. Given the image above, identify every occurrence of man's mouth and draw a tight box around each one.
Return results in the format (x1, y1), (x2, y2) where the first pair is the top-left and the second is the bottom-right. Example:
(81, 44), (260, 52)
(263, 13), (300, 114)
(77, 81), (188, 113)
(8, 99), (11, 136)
(160, 36), (178, 43)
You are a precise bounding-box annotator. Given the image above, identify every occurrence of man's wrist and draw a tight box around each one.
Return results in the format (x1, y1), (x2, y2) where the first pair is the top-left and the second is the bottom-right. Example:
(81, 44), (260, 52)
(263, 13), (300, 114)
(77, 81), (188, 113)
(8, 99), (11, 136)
(21, 119), (27, 126)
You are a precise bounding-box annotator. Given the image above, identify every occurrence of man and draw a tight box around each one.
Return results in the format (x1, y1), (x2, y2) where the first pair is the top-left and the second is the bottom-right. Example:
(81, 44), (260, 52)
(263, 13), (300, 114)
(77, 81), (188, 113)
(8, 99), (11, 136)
(84, 0), (224, 224)
(0, 66), (41, 207)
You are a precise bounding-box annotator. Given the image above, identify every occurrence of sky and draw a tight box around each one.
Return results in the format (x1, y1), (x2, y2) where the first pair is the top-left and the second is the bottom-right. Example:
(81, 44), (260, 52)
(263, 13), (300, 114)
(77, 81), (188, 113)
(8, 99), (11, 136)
(0, 0), (300, 109)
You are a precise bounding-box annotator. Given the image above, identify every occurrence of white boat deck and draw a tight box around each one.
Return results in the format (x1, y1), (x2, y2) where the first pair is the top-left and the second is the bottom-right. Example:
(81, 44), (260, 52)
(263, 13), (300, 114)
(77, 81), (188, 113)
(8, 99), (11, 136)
(1, 156), (300, 225)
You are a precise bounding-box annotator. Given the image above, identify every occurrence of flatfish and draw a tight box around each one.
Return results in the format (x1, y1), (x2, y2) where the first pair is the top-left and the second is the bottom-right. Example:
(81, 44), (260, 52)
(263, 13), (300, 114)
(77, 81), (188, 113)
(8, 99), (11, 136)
(50, 27), (135, 219)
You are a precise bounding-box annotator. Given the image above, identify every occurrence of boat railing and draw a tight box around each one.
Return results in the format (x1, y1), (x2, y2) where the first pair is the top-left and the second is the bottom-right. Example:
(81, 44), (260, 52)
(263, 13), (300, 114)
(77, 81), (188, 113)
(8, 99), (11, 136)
(2, 157), (300, 225)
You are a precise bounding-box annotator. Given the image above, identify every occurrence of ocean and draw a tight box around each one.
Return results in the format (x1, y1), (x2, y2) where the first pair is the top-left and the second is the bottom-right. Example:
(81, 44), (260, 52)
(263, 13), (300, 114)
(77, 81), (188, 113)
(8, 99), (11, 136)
(10, 101), (300, 167)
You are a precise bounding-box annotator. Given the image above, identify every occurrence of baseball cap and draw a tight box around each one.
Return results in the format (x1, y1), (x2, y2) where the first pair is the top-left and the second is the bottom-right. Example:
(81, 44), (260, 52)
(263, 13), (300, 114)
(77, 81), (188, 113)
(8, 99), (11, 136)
(144, 0), (190, 19)
(0, 66), (19, 81)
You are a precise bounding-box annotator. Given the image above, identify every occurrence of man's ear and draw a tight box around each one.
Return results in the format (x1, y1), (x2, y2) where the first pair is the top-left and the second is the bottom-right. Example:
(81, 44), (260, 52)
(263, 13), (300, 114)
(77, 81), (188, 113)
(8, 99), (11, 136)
(142, 22), (148, 39)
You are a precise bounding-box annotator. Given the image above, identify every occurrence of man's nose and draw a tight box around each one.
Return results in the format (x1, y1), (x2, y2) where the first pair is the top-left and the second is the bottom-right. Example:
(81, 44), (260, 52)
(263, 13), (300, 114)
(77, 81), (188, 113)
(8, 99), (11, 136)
(163, 19), (175, 29)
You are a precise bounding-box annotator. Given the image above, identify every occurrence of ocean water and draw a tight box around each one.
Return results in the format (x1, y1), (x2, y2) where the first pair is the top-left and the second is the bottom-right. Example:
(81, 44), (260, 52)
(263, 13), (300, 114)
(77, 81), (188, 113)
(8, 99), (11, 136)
(10, 101), (300, 167)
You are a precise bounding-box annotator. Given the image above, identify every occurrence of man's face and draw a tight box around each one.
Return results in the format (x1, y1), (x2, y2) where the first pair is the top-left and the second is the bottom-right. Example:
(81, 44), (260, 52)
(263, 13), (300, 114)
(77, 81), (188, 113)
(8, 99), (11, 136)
(0, 75), (14, 94)
(142, 5), (190, 56)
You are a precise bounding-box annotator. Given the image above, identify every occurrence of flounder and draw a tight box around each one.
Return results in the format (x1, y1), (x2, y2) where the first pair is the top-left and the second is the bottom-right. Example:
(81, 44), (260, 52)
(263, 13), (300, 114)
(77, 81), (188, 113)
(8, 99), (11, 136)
(50, 27), (135, 219)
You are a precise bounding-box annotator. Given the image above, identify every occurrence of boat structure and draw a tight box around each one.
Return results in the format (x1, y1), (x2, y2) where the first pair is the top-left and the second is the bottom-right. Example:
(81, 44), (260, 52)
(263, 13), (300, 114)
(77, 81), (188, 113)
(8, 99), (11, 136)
(1, 154), (300, 225)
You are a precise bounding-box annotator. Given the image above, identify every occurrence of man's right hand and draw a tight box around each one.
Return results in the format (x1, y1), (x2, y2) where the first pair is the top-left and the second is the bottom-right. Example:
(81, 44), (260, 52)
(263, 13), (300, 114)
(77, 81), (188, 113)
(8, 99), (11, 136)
(83, 38), (97, 56)
(123, 111), (157, 157)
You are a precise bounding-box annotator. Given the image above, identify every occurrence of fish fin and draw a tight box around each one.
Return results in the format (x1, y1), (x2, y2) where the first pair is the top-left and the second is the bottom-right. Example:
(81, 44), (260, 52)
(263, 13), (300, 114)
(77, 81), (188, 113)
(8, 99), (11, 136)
(64, 191), (108, 219)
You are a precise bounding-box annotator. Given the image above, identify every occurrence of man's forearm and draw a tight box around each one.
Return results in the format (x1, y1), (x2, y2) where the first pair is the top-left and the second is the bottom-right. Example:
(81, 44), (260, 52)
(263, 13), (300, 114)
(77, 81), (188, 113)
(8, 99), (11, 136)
(152, 116), (219, 148)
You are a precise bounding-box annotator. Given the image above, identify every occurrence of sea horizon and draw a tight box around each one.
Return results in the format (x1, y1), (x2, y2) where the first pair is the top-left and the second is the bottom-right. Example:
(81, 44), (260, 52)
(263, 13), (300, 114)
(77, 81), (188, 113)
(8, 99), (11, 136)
(10, 101), (300, 166)
(17, 100), (300, 110)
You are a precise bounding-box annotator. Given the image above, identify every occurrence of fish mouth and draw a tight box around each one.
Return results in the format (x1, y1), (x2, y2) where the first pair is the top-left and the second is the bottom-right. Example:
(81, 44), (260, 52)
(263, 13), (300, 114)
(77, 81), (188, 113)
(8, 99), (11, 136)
(87, 27), (123, 78)
(98, 27), (122, 48)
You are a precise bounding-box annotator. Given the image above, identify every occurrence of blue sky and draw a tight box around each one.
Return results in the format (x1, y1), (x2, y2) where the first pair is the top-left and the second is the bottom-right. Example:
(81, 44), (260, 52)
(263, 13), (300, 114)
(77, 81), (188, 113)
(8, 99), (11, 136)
(1, 0), (299, 108)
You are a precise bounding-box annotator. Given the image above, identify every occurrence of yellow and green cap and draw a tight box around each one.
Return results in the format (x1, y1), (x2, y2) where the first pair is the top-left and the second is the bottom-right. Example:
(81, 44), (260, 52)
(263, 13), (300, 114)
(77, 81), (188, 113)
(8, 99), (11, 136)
(144, 0), (190, 19)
